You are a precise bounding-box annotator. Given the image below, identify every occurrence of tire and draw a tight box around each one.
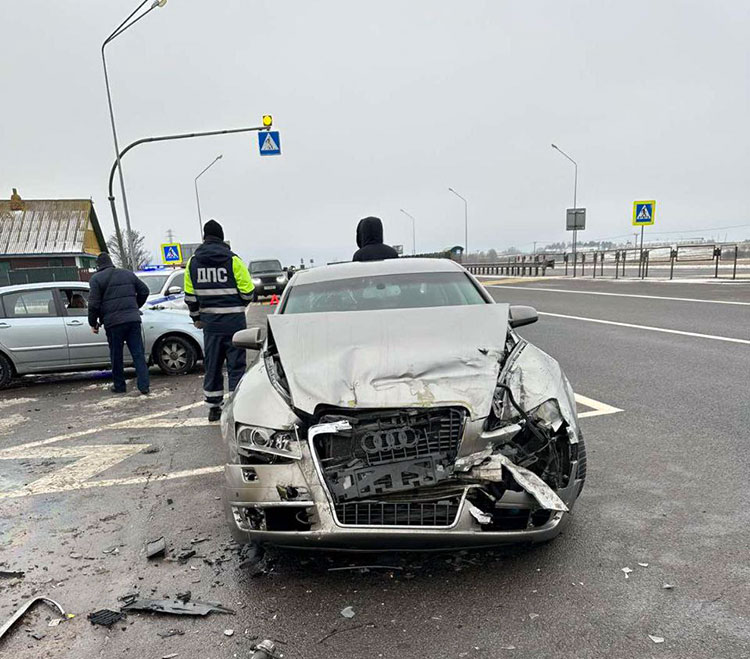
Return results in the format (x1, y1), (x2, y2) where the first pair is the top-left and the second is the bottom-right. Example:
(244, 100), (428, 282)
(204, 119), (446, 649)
(154, 335), (198, 376)
(0, 352), (13, 389)
(576, 432), (587, 493)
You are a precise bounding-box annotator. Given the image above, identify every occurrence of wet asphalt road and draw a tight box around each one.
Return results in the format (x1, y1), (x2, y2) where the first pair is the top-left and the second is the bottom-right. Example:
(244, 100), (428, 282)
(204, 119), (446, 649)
(1, 280), (749, 659)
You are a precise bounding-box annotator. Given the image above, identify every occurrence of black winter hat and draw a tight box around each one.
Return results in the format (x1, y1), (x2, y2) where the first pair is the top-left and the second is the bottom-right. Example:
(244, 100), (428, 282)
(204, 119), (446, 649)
(203, 219), (224, 241)
(96, 252), (114, 270)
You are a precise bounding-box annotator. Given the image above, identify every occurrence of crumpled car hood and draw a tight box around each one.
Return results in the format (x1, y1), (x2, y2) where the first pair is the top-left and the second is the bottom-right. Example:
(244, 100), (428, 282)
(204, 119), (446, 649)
(268, 304), (509, 417)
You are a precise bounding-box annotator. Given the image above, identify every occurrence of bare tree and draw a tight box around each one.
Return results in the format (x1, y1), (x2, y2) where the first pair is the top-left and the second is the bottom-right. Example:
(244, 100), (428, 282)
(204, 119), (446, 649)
(106, 229), (151, 270)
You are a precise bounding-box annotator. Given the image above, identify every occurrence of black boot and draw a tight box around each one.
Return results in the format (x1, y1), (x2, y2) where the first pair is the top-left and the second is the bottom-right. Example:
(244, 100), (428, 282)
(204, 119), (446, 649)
(208, 407), (222, 422)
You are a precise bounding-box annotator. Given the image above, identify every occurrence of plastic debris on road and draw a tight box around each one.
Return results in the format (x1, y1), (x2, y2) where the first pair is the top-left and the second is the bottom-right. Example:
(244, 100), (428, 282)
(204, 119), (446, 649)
(340, 606), (356, 618)
(648, 634), (665, 644)
(120, 595), (234, 616)
(0, 597), (73, 641)
(88, 609), (126, 627)
(621, 567), (633, 578)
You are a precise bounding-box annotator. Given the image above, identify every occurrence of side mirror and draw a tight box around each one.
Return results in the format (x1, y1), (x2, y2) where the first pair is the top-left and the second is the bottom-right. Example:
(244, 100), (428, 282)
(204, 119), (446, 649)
(509, 305), (538, 329)
(168, 286), (182, 295)
(233, 327), (266, 350)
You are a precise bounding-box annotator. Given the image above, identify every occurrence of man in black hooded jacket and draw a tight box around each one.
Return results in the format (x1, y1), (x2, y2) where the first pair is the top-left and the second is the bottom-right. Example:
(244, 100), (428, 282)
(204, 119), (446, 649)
(88, 252), (151, 394)
(352, 216), (399, 262)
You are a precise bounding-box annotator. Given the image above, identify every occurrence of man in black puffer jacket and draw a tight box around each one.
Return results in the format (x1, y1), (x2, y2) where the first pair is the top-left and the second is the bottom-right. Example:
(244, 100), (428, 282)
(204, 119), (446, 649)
(352, 216), (399, 262)
(88, 252), (151, 395)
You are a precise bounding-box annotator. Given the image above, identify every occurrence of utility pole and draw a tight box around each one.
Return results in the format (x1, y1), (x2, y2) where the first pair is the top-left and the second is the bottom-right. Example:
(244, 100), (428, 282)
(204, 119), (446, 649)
(166, 228), (174, 243)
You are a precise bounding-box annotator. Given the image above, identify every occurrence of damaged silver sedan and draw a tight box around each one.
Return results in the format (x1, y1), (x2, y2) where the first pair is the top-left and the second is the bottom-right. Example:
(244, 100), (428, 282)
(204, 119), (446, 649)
(221, 258), (586, 550)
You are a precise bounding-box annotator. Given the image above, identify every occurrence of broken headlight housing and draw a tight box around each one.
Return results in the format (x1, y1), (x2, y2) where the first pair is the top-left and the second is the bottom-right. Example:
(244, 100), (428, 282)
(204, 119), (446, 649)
(236, 425), (302, 461)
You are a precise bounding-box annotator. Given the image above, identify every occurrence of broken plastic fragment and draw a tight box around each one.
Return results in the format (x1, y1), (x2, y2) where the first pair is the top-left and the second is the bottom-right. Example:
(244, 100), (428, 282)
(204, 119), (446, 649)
(528, 613), (539, 620)
(621, 567), (633, 578)
(87, 609), (126, 627)
(121, 596), (234, 616)
(648, 635), (665, 644)
(340, 606), (355, 619)
(467, 502), (492, 525)
(146, 537), (167, 559)
(662, 583), (674, 590)
(638, 562), (649, 567)
(224, 629), (234, 636)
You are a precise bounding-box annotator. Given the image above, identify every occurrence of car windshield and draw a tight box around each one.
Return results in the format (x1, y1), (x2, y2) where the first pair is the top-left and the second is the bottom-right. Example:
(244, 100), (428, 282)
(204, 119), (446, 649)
(282, 271), (487, 314)
(138, 275), (168, 294)
(250, 260), (282, 274)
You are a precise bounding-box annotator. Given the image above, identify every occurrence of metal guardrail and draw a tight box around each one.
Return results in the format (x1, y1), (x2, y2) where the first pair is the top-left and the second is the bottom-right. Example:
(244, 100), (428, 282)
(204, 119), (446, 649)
(464, 255), (555, 277)
(560, 243), (740, 280)
(464, 243), (741, 281)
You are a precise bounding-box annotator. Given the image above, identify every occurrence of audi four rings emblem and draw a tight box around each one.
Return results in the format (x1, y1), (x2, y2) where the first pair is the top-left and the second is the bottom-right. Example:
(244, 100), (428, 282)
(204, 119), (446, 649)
(361, 427), (420, 454)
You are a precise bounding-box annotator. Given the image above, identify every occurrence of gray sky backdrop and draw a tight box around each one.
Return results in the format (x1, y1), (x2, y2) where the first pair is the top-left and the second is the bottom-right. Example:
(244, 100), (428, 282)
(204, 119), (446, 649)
(2, 1), (748, 265)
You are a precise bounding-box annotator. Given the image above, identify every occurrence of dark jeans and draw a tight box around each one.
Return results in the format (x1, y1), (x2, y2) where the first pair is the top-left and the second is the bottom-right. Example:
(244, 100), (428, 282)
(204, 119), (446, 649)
(203, 332), (247, 408)
(105, 321), (150, 393)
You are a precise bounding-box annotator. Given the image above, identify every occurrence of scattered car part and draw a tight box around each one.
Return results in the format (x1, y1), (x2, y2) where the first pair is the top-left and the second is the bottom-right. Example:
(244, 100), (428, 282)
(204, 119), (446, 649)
(0, 597), (69, 641)
(120, 596), (234, 616)
(0, 569), (25, 579)
(146, 537), (167, 559)
(340, 606), (355, 618)
(157, 629), (185, 638)
(87, 609), (125, 627)
(251, 639), (278, 659)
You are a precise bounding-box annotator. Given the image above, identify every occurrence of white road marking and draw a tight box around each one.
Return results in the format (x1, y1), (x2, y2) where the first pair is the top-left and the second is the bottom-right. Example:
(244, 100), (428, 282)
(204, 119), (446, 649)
(487, 284), (750, 307)
(538, 311), (750, 345)
(0, 397), (37, 410)
(575, 394), (623, 418)
(4, 402), (204, 451)
(0, 414), (27, 435)
(0, 444), (145, 499)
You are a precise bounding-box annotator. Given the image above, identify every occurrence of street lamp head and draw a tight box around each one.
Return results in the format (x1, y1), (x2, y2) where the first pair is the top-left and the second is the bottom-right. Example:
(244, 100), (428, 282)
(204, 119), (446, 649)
(151, 0), (167, 8)
(216, 154), (223, 160)
(551, 143), (558, 149)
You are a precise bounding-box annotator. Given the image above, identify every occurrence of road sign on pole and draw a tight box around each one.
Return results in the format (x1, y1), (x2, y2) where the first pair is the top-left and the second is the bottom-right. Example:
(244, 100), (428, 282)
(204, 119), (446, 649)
(258, 131), (281, 156)
(633, 200), (655, 226)
(566, 208), (586, 231)
(161, 243), (183, 265)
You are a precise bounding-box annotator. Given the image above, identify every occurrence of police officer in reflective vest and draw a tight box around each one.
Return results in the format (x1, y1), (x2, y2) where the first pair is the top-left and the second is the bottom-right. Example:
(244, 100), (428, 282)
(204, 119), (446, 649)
(184, 220), (254, 421)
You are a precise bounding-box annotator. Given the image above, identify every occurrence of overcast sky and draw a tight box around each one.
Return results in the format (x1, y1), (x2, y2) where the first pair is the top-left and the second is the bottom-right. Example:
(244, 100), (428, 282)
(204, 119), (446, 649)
(2, 1), (748, 265)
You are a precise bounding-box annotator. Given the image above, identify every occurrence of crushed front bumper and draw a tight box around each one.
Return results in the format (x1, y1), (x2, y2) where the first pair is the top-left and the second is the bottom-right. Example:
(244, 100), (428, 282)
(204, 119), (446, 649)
(223, 457), (583, 551)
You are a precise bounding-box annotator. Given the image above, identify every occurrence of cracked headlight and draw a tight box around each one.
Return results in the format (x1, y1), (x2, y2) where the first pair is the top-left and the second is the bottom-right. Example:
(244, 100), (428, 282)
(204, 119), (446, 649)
(236, 425), (302, 460)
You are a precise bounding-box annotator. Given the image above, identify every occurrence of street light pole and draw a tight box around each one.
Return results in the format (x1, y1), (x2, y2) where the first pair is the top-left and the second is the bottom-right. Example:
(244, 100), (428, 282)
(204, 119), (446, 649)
(399, 209), (417, 255)
(448, 187), (468, 262)
(551, 143), (579, 277)
(102, 0), (168, 269)
(194, 155), (223, 238)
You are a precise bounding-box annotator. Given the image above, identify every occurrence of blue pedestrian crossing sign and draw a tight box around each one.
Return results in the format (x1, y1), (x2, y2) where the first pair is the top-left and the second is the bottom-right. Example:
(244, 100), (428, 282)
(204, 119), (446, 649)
(632, 200), (656, 226)
(258, 131), (281, 156)
(161, 243), (183, 265)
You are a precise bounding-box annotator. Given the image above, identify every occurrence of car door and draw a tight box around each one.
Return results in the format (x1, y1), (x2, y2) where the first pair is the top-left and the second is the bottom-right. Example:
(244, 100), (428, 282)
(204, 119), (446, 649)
(0, 288), (69, 372)
(58, 287), (111, 366)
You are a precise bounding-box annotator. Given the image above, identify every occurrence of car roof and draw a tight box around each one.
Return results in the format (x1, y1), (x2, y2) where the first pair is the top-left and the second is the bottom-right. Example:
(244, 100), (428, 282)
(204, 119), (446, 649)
(0, 281), (90, 295)
(290, 257), (464, 285)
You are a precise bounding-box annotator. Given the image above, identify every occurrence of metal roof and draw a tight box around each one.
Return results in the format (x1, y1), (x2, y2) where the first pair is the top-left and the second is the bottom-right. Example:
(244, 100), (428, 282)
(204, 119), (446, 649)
(0, 199), (106, 256)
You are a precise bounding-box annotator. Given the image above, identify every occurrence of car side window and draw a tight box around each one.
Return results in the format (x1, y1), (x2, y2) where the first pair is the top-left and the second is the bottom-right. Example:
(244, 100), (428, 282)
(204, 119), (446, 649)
(60, 288), (90, 317)
(1, 289), (58, 318)
(169, 272), (184, 293)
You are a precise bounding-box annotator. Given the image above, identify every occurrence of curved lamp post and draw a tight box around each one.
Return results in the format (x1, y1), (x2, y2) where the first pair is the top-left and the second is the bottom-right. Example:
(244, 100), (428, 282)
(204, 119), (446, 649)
(102, 0), (168, 269)
(399, 208), (417, 255)
(195, 155), (223, 238)
(551, 143), (579, 276)
(448, 187), (468, 261)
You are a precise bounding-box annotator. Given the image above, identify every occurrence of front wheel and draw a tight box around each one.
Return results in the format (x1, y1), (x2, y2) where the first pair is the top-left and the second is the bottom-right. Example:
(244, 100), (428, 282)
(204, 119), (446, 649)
(154, 335), (198, 375)
(0, 352), (14, 389)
